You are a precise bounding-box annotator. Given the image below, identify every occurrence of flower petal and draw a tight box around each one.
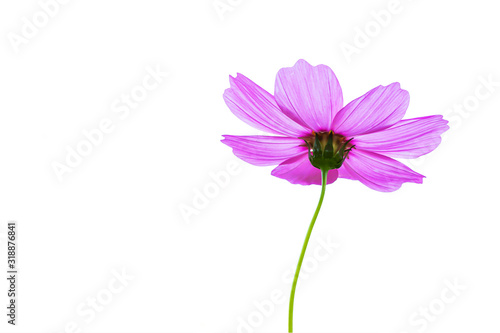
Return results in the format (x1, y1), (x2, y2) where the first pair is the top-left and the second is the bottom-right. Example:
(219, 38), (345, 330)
(274, 59), (343, 132)
(332, 83), (409, 136)
(271, 153), (339, 185)
(223, 74), (309, 137)
(353, 115), (449, 159)
(340, 149), (424, 192)
(221, 135), (306, 166)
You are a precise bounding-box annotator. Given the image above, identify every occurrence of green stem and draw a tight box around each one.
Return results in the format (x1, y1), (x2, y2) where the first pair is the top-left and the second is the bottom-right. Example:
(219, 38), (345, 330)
(288, 169), (328, 332)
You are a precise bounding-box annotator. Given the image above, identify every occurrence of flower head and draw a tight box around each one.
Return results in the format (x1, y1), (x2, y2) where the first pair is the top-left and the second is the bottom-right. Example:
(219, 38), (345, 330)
(221, 60), (448, 192)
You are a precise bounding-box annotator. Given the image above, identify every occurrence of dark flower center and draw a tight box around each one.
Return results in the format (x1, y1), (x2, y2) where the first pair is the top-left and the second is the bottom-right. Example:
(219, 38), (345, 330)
(302, 131), (355, 171)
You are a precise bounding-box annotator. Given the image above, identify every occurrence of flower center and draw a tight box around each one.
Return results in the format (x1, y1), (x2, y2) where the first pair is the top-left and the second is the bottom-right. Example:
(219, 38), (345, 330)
(302, 131), (355, 171)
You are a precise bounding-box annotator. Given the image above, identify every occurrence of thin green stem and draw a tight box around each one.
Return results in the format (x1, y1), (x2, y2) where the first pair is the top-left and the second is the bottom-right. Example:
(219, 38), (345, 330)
(288, 169), (328, 332)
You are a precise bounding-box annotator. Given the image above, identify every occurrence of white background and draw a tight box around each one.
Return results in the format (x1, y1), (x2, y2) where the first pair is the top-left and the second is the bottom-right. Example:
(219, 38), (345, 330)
(1, 0), (499, 332)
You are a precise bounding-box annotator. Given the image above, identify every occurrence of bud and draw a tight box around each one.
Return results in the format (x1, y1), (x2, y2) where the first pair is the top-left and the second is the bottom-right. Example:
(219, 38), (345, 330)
(304, 131), (355, 171)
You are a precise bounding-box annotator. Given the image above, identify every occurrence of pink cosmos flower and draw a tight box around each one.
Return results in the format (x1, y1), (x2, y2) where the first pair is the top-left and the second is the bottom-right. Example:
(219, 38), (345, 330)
(222, 59), (448, 192)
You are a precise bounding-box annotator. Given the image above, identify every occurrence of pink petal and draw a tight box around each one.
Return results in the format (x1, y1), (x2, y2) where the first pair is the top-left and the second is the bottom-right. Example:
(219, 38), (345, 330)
(339, 149), (424, 192)
(353, 115), (449, 159)
(332, 83), (409, 136)
(274, 59), (343, 132)
(221, 135), (306, 166)
(223, 74), (310, 137)
(271, 154), (339, 185)
(338, 164), (357, 180)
